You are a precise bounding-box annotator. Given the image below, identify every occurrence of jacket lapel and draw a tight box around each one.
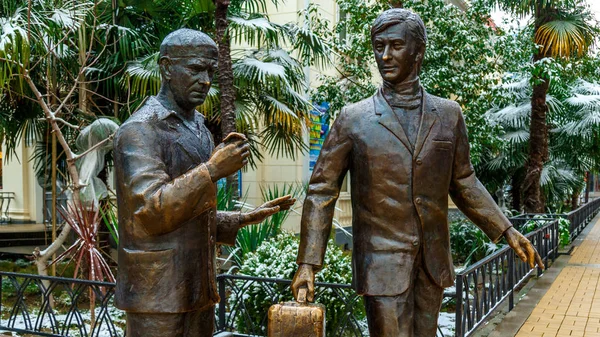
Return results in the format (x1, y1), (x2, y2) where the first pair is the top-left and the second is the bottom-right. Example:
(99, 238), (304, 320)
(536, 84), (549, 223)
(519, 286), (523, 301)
(414, 91), (440, 158)
(375, 89), (413, 154)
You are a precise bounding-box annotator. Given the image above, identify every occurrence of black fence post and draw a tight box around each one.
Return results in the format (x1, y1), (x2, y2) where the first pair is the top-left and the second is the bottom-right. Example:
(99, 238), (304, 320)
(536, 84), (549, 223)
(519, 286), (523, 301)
(508, 250), (514, 311)
(218, 276), (226, 331)
(544, 225), (549, 269)
(455, 275), (463, 337)
(537, 231), (543, 277)
(554, 220), (558, 261)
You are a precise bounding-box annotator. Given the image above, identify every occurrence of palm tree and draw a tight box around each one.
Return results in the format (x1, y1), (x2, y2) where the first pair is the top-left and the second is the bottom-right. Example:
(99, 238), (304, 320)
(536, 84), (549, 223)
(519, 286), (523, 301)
(554, 79), (600, 203)
(123, 0), (330, 170)
(488, 0), (596, 212)
(484, 74), (587, 212)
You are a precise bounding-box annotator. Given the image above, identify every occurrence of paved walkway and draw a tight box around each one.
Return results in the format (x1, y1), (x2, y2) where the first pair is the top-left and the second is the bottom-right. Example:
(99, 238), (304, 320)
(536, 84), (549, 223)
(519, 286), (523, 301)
(515, 215), (600, 337)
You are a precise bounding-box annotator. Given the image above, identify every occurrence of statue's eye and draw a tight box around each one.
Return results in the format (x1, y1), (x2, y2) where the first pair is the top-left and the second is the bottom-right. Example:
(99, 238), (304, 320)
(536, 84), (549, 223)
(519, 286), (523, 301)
(393, 42), (404, 49)
(375, 43), (384, 52)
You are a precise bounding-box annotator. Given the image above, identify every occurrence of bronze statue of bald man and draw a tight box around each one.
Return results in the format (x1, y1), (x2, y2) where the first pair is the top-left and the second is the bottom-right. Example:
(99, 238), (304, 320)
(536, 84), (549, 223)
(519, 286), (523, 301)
(291, 9), (543, 337)
(114, 28), (294, 337)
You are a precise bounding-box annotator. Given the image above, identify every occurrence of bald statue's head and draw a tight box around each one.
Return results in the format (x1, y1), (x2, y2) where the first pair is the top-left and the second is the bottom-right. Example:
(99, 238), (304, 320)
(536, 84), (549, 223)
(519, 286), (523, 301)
(160, 28), (218, 60)
(158, 29), (218, 112)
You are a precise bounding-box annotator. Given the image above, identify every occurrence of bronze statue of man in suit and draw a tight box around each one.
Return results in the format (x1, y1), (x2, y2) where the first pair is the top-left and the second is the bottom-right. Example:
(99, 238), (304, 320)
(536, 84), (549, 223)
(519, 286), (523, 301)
(114, 29), (294, 337)
(291, 9), (544, 337)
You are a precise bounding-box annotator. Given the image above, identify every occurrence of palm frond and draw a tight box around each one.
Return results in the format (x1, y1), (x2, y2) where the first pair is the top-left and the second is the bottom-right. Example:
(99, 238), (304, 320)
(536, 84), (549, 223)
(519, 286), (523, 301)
(284, 23), (331, 69)
(228, 15), (282, 48)
(123, 51), (161, 98)
(233, 56), (288, 87)
(571, 79), (600, 95)
(490, 102), (530, 129)
(503, 129), (530, 143)
(535, 14), (595, 58)
(565, 94), (600, 107)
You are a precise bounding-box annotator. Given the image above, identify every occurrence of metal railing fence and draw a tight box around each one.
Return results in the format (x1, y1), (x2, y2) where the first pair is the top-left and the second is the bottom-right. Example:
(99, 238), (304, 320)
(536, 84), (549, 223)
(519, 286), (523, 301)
(455, 198), (600, 337)
(454, 219), (558, 337)
(0, 271), (120, 337)
(0, 200), (598, 337)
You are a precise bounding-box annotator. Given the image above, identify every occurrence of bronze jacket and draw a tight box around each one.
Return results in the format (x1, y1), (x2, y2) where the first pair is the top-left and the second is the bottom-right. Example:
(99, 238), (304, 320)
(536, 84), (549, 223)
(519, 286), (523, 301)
(114, 97), (239, 313)
(297, 89), (512, 296)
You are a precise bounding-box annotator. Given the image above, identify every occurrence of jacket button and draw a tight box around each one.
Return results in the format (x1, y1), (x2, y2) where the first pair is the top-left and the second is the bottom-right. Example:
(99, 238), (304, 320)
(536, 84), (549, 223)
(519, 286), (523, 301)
(210, 235), (215, 244)
(416, 159), (423, 165)
(415, 198), (422, 204)
(412, 240), (419, 246)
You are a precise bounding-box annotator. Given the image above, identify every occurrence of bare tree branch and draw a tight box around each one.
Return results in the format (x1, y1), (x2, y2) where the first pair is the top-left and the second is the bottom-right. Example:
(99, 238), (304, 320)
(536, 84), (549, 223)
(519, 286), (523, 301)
(39, 117), (80, 130)
(70, 132), (116, 162)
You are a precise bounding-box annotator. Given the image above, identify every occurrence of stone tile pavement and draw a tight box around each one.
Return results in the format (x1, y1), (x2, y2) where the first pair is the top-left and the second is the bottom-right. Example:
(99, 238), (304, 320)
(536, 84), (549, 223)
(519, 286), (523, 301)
(515, 216), (600, 337)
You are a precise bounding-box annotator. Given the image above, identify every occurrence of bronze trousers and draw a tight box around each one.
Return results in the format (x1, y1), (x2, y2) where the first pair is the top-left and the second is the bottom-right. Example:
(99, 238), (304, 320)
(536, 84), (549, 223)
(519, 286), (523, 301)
(364, 255), (444, 337)
(125, 305), (214, 337)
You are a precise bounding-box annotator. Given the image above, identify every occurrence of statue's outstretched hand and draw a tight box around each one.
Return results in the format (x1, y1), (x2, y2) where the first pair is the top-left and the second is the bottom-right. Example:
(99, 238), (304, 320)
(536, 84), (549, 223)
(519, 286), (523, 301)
(504, 227), (545, 270)
(240, 195), (296, 226)
(292, 264), (315, 303)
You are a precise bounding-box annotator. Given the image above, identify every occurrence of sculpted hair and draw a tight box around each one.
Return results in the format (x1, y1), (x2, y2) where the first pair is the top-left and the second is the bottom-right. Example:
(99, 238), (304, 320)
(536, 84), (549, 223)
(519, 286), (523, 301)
(371, 8), (427, 51)
(159, 28), (218, 58)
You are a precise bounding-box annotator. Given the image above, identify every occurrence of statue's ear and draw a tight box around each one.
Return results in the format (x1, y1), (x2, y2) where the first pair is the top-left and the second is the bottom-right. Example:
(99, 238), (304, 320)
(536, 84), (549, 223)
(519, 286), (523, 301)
(159, 56), (173, 81)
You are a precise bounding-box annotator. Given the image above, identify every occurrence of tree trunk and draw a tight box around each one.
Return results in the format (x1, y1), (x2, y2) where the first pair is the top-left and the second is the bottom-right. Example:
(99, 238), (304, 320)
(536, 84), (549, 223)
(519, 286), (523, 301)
(511, 172), (522, 212)
(390, 0), (403, 8)
(215, 0), (240, 199)
(585, 171), (590, 203)
(571, 189), (580, 210)
(522, 52), (549, 214)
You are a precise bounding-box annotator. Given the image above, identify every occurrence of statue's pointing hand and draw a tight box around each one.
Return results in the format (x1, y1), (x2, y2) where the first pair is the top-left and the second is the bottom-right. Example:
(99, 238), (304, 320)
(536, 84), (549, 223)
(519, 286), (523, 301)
(241, 195), (296, 226)
(504, 227), (545, 270)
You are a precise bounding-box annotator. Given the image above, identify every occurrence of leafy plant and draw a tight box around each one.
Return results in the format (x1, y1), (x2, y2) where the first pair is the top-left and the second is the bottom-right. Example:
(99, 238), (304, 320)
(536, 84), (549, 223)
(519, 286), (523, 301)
(99, 200), (119, 246)
(558, 217), (571, 247)
(231, 183), (303, 266)
(52, 203), (115, 283)
(450, 219), (504, 266)
(236, 231), (362, 336)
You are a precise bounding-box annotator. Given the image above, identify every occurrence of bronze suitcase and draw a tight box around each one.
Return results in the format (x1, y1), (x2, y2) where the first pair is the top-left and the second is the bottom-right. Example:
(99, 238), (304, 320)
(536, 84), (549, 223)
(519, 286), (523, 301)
(268, 289), (326, 337)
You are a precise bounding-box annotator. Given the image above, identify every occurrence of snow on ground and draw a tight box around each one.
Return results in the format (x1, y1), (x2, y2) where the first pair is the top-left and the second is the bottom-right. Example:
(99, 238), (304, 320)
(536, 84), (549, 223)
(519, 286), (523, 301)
(0, 303), (125, 337)
(439, 311), (456, 337)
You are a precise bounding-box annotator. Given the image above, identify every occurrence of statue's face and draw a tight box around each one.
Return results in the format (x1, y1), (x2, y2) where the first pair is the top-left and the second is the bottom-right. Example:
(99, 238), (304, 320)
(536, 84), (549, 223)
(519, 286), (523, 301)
(373, 23), (422, 84)
(165, 47), (218, 110)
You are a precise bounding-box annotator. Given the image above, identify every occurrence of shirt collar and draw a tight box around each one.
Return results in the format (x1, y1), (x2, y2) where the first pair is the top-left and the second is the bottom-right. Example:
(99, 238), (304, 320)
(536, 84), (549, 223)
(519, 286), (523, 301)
(150, 96), (205, 125)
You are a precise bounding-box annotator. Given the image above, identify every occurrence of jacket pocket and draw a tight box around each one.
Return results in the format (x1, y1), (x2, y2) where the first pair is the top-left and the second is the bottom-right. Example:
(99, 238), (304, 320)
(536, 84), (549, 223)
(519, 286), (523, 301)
(433, 140), (453, 150)
(122, 248), (176, 292)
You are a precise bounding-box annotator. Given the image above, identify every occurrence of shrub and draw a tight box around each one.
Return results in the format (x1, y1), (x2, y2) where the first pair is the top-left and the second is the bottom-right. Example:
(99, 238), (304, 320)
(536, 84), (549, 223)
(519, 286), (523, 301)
(236, 232), (363, 335)
(450, 219), (504, 266)
(522, 216), (571, 247)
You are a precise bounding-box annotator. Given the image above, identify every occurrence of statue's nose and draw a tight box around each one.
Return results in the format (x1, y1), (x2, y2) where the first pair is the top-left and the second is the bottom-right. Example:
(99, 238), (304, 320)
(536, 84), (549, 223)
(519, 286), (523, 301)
(198, 72), (211, 86)
(382, 45), (391, 61)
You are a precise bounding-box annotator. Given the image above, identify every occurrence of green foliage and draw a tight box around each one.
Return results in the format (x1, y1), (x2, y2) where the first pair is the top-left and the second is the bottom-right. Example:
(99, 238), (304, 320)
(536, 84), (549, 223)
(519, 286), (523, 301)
(236, 231), (362, 336)
(311, 0), (526, 166)
(521, 216), (571, 247)
(231, 183), (303, 266)
(483, 56), (600, 212)
(100, 198), (119, 246)
(558, 217), (571, 247)
(450, 219), (504, 266)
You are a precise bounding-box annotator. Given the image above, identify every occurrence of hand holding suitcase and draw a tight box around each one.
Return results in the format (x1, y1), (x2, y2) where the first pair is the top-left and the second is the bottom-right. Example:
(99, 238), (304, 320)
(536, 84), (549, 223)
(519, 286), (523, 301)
(268, 288), (326, 337)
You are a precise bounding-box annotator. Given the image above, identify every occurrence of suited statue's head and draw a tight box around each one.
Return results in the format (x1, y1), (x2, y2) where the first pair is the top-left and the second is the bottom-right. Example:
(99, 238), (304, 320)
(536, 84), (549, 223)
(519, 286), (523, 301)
(371, 9), (427, 85)
(157, 29), (218, 114)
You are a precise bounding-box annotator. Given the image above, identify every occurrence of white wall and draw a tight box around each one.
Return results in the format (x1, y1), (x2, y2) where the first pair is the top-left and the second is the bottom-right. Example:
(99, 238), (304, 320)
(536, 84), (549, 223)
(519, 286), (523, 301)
(1, 138), (44, 223)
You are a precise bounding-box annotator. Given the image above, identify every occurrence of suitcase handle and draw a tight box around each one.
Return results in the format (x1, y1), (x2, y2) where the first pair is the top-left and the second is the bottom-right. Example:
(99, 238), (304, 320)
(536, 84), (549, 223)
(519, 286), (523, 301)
(297, 288), (308, 304)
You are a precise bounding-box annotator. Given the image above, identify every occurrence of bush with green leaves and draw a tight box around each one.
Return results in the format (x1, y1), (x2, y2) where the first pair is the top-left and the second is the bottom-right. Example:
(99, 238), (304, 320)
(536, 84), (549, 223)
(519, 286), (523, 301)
(522, 216), (571, 247)
(450, 219), (504, 266)
(235, 231), (363, 335)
